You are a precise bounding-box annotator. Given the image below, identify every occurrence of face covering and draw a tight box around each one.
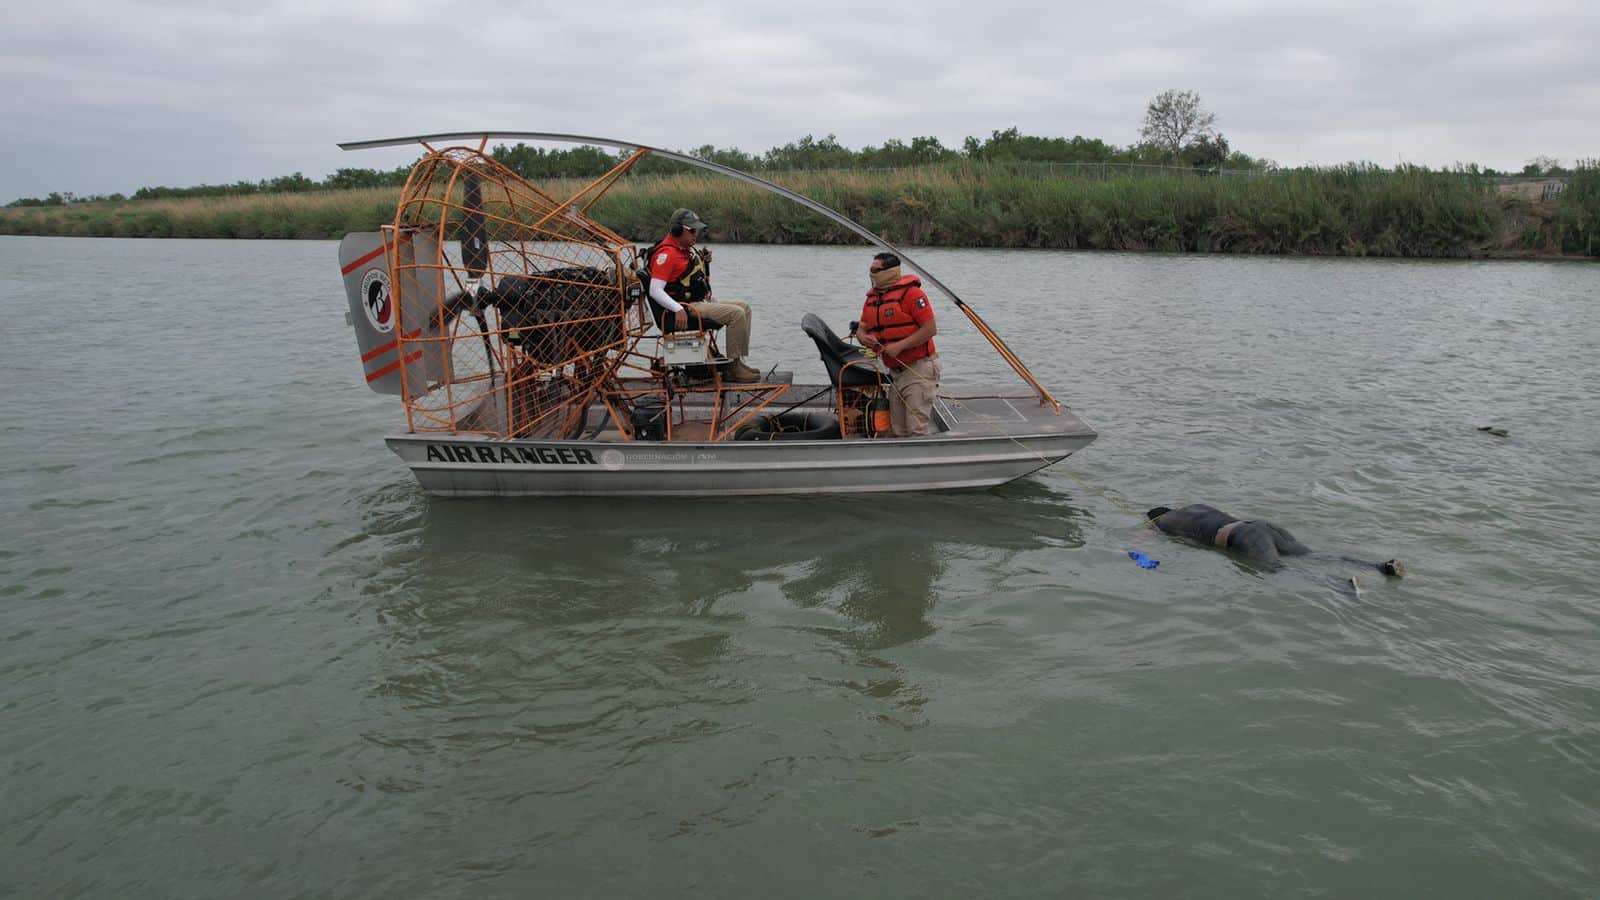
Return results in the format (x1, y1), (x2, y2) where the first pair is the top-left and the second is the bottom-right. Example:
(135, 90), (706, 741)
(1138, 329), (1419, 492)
(870, 265), (901, 291)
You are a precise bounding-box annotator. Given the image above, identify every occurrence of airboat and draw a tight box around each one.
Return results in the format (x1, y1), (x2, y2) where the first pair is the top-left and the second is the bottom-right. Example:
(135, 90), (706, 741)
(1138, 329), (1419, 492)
(335, 131), (1096, 497)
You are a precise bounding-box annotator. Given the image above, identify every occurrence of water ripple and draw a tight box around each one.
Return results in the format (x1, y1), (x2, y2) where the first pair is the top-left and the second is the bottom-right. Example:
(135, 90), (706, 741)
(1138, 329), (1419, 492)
(1, 240), (1597, 897)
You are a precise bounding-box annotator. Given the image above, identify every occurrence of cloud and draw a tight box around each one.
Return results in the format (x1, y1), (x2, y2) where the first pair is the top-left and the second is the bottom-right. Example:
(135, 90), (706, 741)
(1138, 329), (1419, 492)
(3, 0), (1597, 201)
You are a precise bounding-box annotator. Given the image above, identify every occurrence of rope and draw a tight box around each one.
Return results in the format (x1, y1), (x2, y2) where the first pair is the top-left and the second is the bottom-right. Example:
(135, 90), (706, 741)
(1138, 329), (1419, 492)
(914, 378), (1156, 529)
(850, 337), (1149, 528)
(1053, 464), (1159, 529)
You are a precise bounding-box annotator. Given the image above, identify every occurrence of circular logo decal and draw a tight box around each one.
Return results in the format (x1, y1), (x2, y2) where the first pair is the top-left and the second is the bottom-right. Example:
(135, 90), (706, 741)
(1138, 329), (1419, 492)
(360, 268), (393, 334)
(600, 450), (625, 471)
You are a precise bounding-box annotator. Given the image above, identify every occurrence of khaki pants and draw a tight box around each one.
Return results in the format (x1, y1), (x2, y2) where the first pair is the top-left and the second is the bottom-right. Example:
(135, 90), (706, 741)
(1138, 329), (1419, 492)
(889, 355), (940, 437)
(685, 300), (752, 359)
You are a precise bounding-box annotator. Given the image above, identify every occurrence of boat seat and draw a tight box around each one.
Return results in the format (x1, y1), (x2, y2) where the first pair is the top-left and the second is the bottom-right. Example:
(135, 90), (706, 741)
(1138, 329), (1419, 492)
(620, 295), (722, 380)
(651, 302), (726, 338)
(651, 305), (729, 372)
(801, 313), (891, 389)
(631, 266), (728, 371)
(634, 256), (727, 338)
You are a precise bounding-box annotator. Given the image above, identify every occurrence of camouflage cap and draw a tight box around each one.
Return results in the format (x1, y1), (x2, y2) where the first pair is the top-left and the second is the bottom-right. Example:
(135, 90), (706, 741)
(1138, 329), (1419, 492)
(670, 208), (709, 231)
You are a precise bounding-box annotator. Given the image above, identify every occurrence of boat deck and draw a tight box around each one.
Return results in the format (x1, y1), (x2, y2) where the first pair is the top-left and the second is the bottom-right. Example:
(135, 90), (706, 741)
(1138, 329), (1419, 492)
(620, 377), (1092, 442)
(445, 371), (1093, 444)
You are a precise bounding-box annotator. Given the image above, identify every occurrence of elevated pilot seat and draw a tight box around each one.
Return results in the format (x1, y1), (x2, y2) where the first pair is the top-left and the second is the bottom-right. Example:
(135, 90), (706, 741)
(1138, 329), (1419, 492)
(800, 313), (894, 438)
(635, 253), (727, 373)
(800, 313), (891, 390)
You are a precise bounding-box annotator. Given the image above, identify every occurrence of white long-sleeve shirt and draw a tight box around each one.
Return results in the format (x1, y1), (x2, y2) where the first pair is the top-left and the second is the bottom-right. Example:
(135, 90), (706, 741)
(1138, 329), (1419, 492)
(648, 277), (683, 313)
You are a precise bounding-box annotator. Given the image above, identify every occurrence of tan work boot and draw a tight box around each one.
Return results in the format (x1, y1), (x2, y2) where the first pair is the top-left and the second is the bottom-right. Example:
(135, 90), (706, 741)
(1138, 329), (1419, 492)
(724, 360), (761, 383)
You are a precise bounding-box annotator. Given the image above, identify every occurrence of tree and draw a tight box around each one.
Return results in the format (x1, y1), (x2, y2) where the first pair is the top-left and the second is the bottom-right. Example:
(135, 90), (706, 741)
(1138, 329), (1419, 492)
(1180, 133), (1230, 170)
(1139, 89), (1217, 161)
(265, 172), (316, 193)
(1521, 156), (1564, 176)
(325, 167), (380, 190)
(761, 134), (854, 171)
(690, 144), (759, 171)
(908, 136), (958, 164)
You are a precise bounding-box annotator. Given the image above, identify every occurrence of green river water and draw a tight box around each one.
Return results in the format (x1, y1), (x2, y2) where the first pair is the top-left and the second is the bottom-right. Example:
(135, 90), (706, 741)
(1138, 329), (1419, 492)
(1, 237), (1596, 898)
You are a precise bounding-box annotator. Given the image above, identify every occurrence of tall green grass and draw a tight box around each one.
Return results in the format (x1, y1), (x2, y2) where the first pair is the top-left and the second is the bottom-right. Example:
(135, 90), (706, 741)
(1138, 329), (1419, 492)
(0, 188), (399, 240)
(584, 164), (1519, 257)
(1, 164), (1590, 258)
(1552, 164), (1600, 256)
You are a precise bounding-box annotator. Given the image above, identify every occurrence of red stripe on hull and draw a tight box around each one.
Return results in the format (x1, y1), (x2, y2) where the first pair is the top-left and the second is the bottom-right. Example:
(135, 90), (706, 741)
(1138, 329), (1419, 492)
(365, 350), (424, 383)
(361, 328), (423, 364)
(341, 243), (390, 276)
(361, 338), (397, 362)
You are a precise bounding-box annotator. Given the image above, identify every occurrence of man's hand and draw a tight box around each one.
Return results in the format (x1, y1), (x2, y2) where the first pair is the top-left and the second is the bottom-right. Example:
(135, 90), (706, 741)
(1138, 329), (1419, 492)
(674, 309), (689, 331)
(701, 248), (713, 263)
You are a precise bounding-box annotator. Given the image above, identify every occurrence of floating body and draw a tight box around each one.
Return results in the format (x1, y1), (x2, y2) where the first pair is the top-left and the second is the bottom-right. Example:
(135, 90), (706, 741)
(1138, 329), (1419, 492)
(1147, 504), (1405, 577)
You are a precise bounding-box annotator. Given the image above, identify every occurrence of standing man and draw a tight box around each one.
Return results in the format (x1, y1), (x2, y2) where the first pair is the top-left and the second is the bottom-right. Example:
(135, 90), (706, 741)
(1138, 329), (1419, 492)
(857, 252), (940, 436)
(646, 208), (761, 383)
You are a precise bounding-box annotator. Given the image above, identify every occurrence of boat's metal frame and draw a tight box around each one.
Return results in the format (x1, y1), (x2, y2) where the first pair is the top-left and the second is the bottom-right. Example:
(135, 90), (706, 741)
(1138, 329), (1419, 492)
(335, 132), (1096, 496)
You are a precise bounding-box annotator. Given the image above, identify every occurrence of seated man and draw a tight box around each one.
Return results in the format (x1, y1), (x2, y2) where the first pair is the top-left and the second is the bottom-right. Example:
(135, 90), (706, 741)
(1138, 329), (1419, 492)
(1147, 504), (1405, 576)
(856, 252), (940, 436)
(645, 208), (760, 383)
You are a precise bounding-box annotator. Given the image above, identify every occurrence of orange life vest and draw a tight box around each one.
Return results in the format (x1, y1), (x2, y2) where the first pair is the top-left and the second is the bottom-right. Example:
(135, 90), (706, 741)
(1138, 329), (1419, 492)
(861, 275), (935, 368)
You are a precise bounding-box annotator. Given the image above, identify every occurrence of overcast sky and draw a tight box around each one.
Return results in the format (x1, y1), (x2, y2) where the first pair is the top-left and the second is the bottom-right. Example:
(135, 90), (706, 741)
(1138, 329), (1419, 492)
(3, 0), (1596, 202)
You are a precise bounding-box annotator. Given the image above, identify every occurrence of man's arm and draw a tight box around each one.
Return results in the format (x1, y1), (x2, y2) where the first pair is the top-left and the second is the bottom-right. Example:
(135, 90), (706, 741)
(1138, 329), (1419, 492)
(857, 301), (881, 350)
(883, 319), (936, 359)
(649, 278), (689, 330)
(648, 278), (683, 313)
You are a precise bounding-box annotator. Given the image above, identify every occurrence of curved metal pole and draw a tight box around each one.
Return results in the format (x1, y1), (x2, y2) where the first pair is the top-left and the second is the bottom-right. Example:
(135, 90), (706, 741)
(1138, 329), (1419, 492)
(339, 131), (964, 304)
(340, 131), (1059, 409)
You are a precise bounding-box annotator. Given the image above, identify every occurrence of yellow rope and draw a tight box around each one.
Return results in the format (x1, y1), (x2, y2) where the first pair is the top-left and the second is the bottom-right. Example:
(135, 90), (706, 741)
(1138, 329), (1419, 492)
(857, 340), (1150, 528)
(932, 391), (1156, 528)
(1053, 464), (1159, 528)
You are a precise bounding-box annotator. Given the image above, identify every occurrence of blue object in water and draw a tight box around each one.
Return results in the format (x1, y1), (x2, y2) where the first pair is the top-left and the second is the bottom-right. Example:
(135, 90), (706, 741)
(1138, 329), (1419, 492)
(1128, 550), (1159, 569)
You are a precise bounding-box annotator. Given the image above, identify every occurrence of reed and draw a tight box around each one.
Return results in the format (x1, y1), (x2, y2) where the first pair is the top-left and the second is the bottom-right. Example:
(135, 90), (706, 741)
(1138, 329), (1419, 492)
(1552, 164), (1600, 256)
(2, 164), (1590, 258)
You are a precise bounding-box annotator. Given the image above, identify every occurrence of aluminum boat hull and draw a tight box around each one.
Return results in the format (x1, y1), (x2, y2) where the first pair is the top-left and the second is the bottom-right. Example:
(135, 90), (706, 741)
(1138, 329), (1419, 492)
(389, 431), (1092, 497)
(386, 392), (1097, 497)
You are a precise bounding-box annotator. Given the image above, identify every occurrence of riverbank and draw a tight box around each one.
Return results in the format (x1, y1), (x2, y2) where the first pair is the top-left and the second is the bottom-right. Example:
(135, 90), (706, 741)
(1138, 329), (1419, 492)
(3, 164), (1595, 258)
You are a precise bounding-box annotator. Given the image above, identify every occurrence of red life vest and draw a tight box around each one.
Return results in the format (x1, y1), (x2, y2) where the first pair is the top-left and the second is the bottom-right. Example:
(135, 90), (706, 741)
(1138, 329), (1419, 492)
(861, 275), (935, 368)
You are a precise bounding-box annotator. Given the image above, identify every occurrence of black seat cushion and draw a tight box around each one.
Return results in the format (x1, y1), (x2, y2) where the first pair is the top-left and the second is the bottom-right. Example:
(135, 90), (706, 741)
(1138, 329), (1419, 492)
(650, 301), (725, 335)
(801, 313), (891, 389)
